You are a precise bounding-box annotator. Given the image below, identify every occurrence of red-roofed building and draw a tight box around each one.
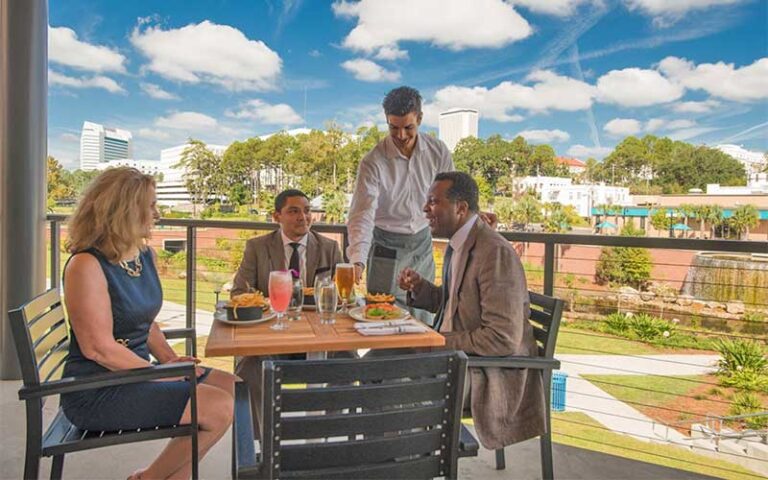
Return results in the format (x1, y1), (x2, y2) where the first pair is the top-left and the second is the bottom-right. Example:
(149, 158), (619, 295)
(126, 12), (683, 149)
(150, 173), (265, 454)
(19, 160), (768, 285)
(556, 156), (587, 175)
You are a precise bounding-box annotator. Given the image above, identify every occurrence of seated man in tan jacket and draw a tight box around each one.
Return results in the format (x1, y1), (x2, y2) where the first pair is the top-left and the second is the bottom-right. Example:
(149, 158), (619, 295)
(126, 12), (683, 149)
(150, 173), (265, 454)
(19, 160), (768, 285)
(398, 171), (546, 450)
(231, 189), (342, 296)
(233, 189), (342, 436)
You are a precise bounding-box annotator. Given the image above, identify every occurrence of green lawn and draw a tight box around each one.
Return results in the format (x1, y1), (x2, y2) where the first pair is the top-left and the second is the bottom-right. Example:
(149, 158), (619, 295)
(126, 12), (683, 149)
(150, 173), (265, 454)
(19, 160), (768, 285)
(581, 374), (705, 408)
(556, 327), (666, 355)
(552, 412), (759, 480)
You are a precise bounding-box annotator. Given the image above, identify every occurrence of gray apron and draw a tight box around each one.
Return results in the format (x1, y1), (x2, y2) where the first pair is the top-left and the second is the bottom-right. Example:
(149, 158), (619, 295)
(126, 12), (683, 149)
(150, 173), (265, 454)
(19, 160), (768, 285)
(367, 226), (435, 325)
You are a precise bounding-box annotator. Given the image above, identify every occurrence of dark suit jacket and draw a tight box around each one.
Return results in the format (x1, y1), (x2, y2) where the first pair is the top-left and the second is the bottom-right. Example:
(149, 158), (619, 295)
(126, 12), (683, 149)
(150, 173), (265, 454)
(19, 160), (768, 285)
(231, 229), (342, 296)
(409, 220), (546, 449)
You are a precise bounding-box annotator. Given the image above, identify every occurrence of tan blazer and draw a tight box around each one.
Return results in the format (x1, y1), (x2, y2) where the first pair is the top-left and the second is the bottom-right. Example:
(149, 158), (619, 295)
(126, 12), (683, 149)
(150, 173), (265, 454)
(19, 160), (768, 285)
(231, 230), (342, 297)
(409, 220), (546, 449)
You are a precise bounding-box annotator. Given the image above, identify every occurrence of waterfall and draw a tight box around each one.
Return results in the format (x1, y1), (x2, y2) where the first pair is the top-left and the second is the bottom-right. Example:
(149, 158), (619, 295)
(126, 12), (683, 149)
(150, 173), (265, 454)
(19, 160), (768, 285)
(682, 252), (768, 306)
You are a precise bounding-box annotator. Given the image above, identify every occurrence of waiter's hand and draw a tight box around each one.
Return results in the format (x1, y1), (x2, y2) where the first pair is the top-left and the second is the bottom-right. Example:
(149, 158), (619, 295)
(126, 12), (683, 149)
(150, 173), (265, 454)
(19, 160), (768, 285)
(354, 262), (365, 284)
(479, 211), (498, 230)
(398, 268), (424, 293)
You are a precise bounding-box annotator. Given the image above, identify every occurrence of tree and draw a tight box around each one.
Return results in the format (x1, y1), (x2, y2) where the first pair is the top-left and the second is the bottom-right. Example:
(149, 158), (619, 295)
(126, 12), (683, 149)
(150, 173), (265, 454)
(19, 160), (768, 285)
(729, 204), (759, 240)
(703, 205), (724, 239)
(222, 137), (263, 206)
(649, 208), (672, 236)
(46, 156), (74, 210)
(677, 203), (697, 229)
(174, 139), (224, 216)
(322, 191), (347, 223)
(595, 225), (652, 290)
(511, 192), (542, 231)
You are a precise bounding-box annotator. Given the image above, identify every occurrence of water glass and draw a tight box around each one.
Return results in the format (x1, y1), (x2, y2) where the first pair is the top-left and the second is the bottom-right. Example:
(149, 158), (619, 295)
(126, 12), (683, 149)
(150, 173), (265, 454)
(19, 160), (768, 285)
(316, 277), (338, 325)
(268, 270), (293, 331)
(288, 276), (304, 321)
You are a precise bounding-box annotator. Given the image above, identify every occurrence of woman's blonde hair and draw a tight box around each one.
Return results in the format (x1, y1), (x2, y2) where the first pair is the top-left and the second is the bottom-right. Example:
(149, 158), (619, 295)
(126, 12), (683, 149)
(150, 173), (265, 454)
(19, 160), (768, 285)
(66, 167), (156, 263)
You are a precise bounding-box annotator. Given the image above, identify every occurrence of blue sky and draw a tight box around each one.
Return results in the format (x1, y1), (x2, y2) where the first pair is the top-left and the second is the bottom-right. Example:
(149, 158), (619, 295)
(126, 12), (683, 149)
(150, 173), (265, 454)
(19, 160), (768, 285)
(48, 0), (767, 169)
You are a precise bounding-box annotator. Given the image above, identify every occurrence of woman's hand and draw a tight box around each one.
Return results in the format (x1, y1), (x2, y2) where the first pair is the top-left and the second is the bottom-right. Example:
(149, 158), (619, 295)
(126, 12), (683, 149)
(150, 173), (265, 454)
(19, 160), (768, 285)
(166, 355), (204, 377)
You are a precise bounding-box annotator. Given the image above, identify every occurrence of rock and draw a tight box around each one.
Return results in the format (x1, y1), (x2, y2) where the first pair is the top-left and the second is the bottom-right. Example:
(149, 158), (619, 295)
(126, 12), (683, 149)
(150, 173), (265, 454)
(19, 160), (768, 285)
(639, 291), (656, 302)
(618, 286), (641, 304)
(676, 294), (694, 307)
(726, 301), (745, 315)
(177, 271), (187, 279)
(706, 301), (725, 310)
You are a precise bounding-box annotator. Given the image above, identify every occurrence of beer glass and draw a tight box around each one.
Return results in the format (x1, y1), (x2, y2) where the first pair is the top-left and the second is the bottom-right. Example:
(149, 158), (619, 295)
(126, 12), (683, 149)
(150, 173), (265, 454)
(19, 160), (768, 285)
(335, 263), (355, 314)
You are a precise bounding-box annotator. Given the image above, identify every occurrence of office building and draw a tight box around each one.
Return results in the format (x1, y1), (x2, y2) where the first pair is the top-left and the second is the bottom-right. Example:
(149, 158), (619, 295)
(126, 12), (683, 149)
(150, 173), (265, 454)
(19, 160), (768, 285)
(79, 121), (133, 171)
(438, 108), (478, 152)
(715, 144), (766, 174)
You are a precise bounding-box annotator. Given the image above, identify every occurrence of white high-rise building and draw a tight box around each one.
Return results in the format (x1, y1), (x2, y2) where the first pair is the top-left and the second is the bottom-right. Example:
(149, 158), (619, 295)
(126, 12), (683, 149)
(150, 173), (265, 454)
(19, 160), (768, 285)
(715, 144), (766, 174)
(438, 108), (478, 152)
(79, 121), (133, 171)
(156, 143), (227, 206)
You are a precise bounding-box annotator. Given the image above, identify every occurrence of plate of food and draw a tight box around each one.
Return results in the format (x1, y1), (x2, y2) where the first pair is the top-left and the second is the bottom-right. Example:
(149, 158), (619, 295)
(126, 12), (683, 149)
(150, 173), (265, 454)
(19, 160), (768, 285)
(220, 291), (275, 325)
(348, 303), (409, 322)
(365, 292), (396, 304)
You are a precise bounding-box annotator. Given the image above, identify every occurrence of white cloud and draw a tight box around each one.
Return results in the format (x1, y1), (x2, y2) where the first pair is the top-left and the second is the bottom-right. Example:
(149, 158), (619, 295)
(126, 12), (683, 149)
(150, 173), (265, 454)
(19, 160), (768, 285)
(644, 118), (667, 132)
(226, 99), (304, 125)
(667, 126), (722, 141)
(48, 70), (125, 94)
(333, 0), (532, 53)
(671, 99), (721, 113)
(140, 83), (179, 100)
(604, 118), (642, 136)
(510, 0), (599, 17)
(373, 45), (409, 61)
(423, 70), (596, 126)
(137, 128), (171, 141)
(659, 56), (768, 102)
(154, 111), (218, 131)
(596, 67), (683, 106)
(517, 129), (571, 143)
(341, 58), (401, 82)
(309, 49), (322, 57)
(566, 144), (612, 159)
(48, 26), (127, 73)
(60, 133), (80, 143)
(624, 0), (744, 16)
(665, 119), (696, 130)
(130, 20), (282, 91)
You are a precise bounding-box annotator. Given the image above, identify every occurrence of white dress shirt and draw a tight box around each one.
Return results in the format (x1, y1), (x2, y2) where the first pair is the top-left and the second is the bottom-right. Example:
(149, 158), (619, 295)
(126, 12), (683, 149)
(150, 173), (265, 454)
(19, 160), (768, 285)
(346, 134), (454, 265)
(281, 231), (308, 284)
(444, 214), (478, 322)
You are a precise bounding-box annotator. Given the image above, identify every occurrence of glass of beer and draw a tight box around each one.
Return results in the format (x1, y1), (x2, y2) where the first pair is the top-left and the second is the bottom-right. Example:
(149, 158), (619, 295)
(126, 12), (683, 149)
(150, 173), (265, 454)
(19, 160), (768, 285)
(335, 263), (355, 314)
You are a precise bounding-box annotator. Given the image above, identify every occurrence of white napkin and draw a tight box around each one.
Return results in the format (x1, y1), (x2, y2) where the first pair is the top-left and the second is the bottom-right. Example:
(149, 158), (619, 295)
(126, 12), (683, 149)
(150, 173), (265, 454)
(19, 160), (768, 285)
(354, 319), (429, 335)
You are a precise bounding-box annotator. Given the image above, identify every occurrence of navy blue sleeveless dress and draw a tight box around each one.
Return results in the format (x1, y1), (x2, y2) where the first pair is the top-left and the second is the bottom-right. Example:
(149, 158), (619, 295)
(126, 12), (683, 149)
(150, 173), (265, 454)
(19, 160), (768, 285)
(61, 248), (210, 431)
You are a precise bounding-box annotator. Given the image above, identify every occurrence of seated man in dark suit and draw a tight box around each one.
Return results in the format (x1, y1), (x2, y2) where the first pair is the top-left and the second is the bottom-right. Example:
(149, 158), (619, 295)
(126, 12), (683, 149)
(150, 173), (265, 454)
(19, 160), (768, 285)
(398, 172), (546, 450)
(233, 189), (342, 437)
(231, 189), (342, 296)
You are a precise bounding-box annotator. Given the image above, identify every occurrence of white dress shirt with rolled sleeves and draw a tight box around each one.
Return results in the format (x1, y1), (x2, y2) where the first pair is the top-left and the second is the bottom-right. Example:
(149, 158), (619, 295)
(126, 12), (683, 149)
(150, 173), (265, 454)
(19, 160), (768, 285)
(346, 134), (454, 265)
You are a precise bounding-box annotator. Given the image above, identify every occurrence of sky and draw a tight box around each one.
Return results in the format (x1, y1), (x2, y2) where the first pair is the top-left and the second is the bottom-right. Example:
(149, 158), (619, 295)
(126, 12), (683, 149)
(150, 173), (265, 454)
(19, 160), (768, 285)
(48, 0), (768, 169)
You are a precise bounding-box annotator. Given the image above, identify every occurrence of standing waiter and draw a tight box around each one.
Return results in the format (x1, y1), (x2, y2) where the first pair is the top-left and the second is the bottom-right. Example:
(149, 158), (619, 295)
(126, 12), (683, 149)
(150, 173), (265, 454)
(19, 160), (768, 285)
(346, 86), (452, 324)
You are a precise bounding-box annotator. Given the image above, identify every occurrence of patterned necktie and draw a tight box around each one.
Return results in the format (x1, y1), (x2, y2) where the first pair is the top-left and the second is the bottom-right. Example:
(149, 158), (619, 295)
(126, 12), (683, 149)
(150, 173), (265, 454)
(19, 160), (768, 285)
(434, 245), (453, 332)
(289, 242), (301, 276)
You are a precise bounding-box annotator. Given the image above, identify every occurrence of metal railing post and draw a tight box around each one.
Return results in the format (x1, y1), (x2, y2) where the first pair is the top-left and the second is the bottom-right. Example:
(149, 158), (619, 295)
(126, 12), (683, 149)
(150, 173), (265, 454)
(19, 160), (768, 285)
(185, 226), (197, 357)
(543, 242), (555, 296)
(50, 220), (60, 289)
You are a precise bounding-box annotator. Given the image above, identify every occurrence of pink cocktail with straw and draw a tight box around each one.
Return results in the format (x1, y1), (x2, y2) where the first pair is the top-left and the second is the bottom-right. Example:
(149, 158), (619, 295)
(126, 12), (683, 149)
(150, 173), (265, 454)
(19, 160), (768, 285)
(269, 270), (293, 330)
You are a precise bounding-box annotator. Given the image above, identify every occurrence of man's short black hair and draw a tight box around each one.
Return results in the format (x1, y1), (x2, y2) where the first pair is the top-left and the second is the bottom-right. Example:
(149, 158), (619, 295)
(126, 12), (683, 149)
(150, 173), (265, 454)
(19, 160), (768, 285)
(275, 189), (309, 212)
(383, 86), (422, 116)
(434, 172), (480, 213)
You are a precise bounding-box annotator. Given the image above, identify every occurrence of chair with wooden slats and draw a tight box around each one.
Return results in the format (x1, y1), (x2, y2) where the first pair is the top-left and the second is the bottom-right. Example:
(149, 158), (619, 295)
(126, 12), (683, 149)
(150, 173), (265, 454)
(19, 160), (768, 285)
(466, 290), (564, 479)
(232, 351), (477, 480)
(8, 288), (200, 480)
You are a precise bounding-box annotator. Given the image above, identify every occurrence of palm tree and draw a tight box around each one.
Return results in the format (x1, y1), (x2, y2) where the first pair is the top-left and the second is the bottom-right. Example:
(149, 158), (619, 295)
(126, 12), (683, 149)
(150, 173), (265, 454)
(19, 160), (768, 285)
(729, 204), (760, 240)
(704, 205), (724, 239)
(692, 205), (710, 239)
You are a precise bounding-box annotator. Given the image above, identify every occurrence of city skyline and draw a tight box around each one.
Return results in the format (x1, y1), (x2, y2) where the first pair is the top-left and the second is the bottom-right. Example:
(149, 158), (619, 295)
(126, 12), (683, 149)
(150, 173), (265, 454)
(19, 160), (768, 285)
(48, 0), (767, 169)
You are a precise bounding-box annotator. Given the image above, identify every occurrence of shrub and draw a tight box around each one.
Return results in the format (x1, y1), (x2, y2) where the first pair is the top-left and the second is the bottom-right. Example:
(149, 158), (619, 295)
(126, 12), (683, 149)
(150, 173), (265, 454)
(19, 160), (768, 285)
(630, 313), (675, 341)
(720, 369), (768, 393)
(605, 312), (631, 334)
(729, 392), (768, 429)
(715, 339), (767, 376)
(595, 246), (652, 290)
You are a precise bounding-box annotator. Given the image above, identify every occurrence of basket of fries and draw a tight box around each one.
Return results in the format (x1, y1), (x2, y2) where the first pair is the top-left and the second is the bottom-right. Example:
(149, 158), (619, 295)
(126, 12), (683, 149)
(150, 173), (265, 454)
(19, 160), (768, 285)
(225, 291), (269, 321)
(365, 292), (396, 305)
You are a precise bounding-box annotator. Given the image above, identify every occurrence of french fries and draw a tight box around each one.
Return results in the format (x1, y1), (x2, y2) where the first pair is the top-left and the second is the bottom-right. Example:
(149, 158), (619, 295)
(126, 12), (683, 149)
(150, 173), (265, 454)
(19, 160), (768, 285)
(227, 291), (268, 317)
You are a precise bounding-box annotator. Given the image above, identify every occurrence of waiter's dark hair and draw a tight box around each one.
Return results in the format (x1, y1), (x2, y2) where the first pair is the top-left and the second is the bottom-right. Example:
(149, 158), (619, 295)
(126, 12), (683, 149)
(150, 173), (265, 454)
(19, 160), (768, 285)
(383, 86), (422, 116)
(434, 172), (479, 213)
(275, 189), (309, 212)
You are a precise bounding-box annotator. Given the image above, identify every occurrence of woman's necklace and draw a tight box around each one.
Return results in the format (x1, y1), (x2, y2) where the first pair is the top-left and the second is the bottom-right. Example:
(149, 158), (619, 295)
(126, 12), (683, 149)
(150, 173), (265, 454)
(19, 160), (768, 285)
(119, 253), (143, 277)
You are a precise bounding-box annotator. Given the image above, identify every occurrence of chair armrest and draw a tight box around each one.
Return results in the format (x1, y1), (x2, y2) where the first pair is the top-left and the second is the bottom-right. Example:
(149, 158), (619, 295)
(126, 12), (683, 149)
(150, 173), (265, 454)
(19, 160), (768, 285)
(467, 355), (560, 370)
(458, 424), (479, 458)
(18, 362), (197, 400)
(162, 327), (197, 341)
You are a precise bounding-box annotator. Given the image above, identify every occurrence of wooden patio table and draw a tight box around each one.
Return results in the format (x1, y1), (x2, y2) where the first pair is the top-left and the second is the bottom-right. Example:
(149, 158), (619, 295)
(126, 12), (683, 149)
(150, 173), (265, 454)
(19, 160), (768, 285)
(204, 310), (445, 358)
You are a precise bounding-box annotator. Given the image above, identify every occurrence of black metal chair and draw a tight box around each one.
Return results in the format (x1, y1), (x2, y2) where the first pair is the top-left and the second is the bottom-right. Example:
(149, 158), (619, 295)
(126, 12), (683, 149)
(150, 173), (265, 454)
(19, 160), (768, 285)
(8, 288), (200, 480)
(232, 350), (478, 480)
(466, 290), (564, 480)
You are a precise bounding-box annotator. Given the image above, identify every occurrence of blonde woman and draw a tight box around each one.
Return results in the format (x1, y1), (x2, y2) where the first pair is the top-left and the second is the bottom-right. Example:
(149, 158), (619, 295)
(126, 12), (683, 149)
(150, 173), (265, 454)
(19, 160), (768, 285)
(61, 167), (236, 480)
